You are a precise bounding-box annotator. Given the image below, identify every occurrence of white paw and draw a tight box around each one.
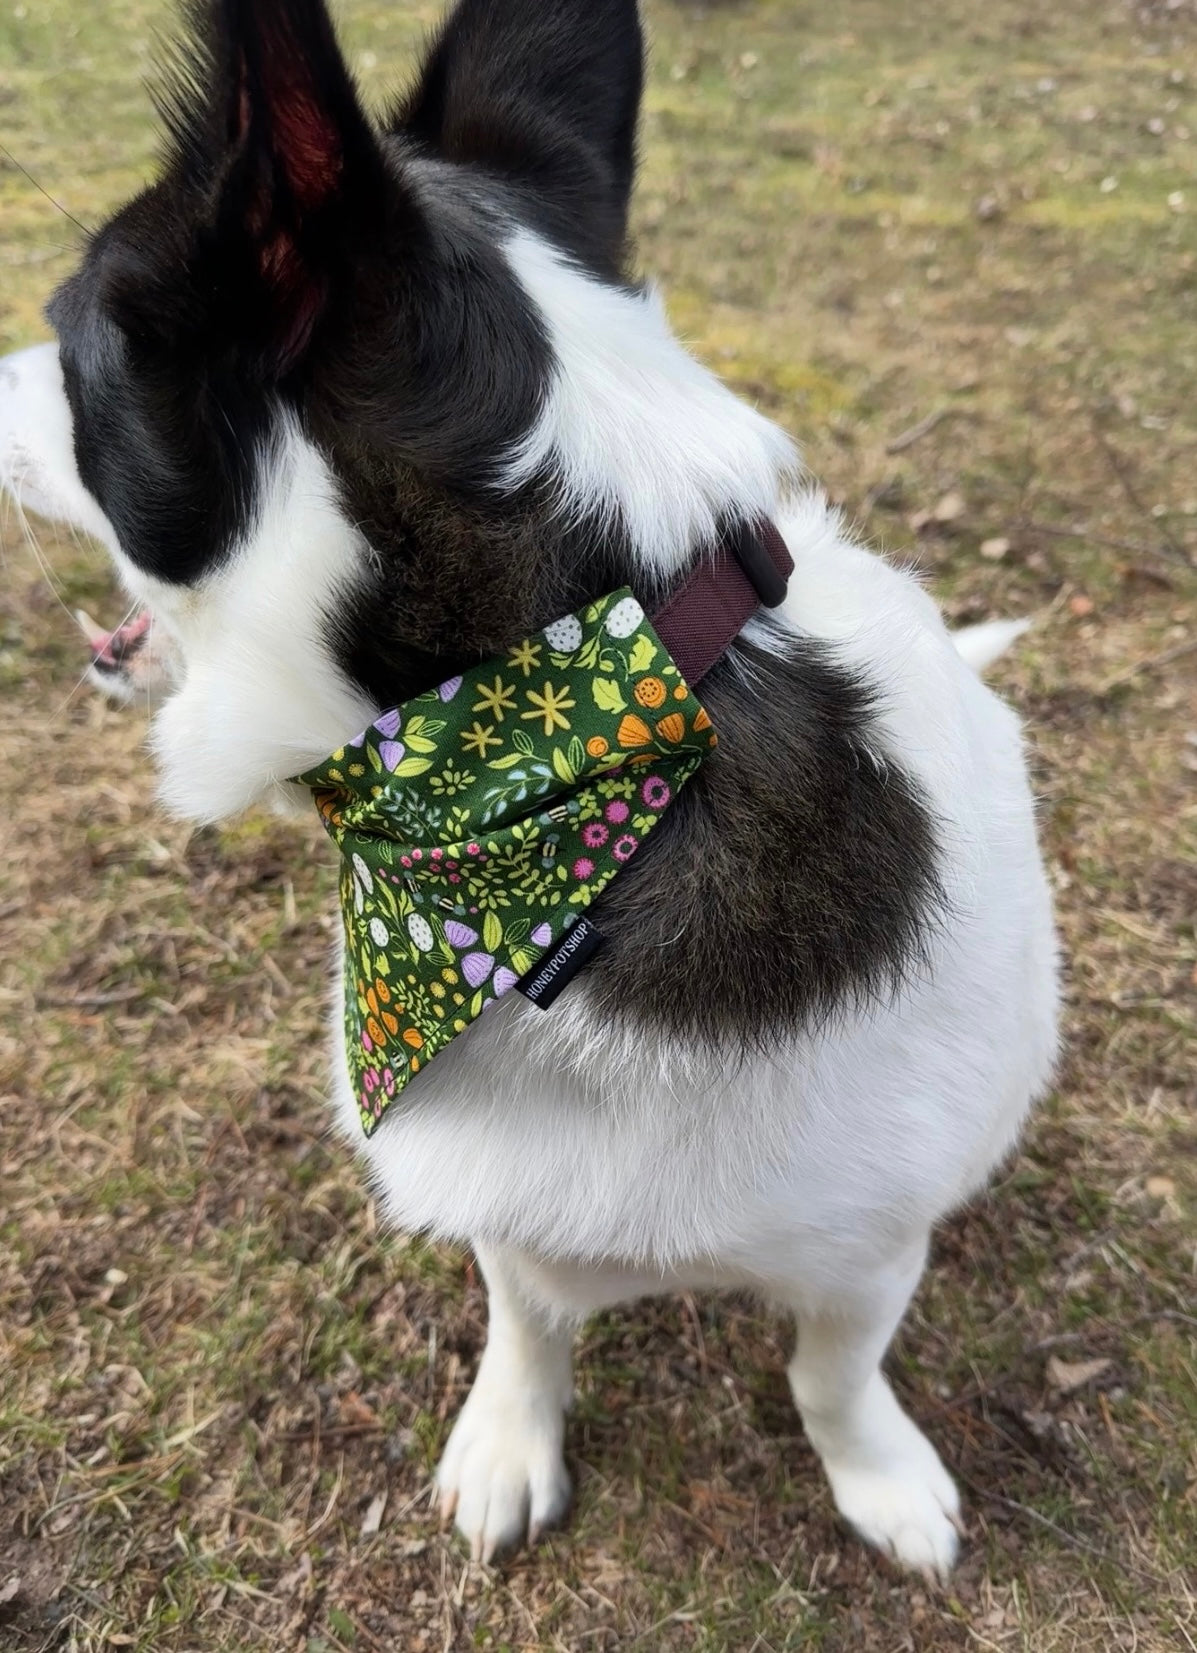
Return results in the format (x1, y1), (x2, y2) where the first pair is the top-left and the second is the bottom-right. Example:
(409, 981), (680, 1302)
(435, 1379), (571, 1562)
(823, 1435), (962, 1579)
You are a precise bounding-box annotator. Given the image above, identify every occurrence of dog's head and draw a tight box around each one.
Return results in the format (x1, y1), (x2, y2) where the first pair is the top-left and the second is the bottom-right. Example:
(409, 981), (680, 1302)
(1, 0), (792, 822)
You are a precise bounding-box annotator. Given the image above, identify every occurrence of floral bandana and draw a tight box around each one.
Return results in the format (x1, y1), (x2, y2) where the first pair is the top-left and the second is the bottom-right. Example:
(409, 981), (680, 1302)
(299, 589), (717, 1135)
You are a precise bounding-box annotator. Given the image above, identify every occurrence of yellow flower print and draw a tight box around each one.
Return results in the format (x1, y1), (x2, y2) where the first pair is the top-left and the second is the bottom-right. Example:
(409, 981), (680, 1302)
(507, 638), (542, 677)
(472, 674), (517, 721)
(522, 681), (576, 736)
(461, 720), (502, 757)
(428, 763), (475, 797)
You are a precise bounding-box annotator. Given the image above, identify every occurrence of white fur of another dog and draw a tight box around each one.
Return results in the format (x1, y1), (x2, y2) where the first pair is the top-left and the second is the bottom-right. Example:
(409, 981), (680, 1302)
(0, 229), (1058, 1577)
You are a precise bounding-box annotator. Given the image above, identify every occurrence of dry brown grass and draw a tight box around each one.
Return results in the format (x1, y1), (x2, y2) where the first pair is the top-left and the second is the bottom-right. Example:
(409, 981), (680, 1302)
(1, 0), (1195, 1649)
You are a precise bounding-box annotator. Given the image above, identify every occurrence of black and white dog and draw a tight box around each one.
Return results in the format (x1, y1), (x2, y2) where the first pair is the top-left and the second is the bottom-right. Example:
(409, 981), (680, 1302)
(0, 0), (1058, 1578)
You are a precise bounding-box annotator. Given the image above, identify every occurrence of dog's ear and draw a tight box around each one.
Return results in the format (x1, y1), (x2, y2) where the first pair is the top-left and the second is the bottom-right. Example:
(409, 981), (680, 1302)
(154, 0), (391, 376)
(397, 0), (643, 274)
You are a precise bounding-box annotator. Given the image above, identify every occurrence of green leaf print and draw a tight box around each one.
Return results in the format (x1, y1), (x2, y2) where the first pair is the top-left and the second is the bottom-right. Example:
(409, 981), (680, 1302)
(391, 756), (433, 778)
(482, 910), (504, 952)
(593, 678), (626, 714)
(628, 634), (658, 673)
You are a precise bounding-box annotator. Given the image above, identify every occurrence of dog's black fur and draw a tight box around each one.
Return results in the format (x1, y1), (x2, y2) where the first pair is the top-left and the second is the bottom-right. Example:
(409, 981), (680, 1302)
(47, 0), (943, 1051)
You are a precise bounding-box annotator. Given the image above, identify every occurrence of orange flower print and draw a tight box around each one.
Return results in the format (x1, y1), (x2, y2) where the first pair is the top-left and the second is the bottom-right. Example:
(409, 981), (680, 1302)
(362, 977), (400, 1054)
(633, 676), (667, 709)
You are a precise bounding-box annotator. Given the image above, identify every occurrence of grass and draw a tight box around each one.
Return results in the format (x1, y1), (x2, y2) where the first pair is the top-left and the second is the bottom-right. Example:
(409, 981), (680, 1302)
(1, 0), (1195, 1648)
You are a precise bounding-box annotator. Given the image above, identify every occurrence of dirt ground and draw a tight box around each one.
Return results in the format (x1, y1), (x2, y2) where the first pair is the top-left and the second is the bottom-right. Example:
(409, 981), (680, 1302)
(1, 0), (1194, 1649)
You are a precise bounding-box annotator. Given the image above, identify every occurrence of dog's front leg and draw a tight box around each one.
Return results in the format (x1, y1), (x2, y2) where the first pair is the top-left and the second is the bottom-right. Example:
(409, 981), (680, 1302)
(436, 1242), (574, 1561)
(782, 1239), (963, 1580)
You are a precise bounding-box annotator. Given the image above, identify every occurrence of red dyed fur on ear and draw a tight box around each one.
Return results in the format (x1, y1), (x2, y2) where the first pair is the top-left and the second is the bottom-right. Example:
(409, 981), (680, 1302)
(213, 0), (383, 372)
(271, 92), (344, 211)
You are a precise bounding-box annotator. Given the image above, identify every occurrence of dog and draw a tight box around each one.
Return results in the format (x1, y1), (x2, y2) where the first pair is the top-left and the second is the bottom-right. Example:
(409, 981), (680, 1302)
(0, 0), (1058, 1579)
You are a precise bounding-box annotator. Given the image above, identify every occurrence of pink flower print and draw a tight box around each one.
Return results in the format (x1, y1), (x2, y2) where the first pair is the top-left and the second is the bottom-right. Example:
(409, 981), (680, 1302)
(573, 857), (595, 879)
(431, 847), (444, 860)
(361, 1028), (374, 1054)
(382, 1068), (396, 1096)
(605, 799), (630, 824)
(581, 822), (608, 849)
(467, 842), (481, 856)
(641, 776), (670, 810)
(612, 834), (638, 862)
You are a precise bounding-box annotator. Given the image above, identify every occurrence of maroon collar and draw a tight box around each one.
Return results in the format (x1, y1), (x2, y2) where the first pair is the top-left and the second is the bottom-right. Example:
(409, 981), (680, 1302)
(652, 519), (793, 686)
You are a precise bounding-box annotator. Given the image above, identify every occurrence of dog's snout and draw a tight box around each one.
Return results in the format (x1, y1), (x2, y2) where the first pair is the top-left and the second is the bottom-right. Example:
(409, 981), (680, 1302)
(0, 342), (113, 542)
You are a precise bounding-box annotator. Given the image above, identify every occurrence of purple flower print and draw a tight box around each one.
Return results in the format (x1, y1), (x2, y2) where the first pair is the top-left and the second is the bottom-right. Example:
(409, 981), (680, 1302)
(462, 952), (495, 988)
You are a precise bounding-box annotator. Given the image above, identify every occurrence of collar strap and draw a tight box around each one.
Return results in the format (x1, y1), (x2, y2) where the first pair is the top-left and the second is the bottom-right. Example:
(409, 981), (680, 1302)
(652, 518), (794, 687)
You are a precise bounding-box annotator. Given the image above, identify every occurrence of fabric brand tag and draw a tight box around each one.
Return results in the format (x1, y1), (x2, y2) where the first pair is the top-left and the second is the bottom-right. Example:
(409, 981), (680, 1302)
(517, 917), (605, 1010)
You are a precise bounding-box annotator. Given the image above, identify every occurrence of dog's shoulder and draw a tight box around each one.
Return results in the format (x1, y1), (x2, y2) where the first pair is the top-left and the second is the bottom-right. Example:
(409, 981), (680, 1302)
(584, 495), (1003, 1051)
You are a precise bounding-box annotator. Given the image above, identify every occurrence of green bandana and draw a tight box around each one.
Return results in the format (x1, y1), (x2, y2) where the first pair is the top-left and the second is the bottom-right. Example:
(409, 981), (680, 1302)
(299, 589), (717, 1135)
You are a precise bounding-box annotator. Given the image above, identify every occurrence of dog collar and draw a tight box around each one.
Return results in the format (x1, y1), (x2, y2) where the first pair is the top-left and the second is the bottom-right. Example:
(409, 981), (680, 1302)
(300, 524), (793, 1136)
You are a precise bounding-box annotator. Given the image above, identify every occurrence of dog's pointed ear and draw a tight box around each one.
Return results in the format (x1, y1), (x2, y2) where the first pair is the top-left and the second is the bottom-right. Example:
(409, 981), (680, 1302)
(396, 0), (643, 273)
(161, 0), (390, 375)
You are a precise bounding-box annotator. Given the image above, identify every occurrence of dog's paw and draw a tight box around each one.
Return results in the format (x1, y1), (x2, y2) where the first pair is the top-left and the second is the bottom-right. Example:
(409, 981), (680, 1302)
(822, 1437), (962, 1580)
(435, 1382), (571, 1562)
